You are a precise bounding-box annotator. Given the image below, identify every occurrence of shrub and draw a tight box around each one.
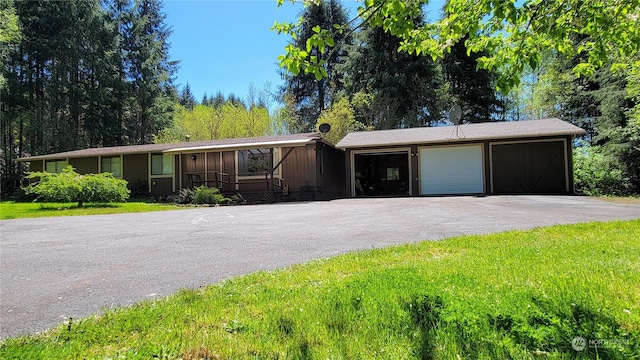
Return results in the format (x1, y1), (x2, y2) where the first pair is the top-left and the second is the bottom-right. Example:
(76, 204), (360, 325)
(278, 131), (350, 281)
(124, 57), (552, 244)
(23, 166), (130, 207)
(192, 186), (229, 205)
(573, 146), (632, 196)
(177, 188), (194, 204)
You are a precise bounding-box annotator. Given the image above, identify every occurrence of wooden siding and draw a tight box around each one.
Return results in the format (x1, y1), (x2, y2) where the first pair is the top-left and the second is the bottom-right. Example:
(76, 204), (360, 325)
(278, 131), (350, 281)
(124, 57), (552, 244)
(314, 143), (346, 200)
(28, 161), (43, 172)
(150, 177), (173, 196)
(181, 152), (205, 188)
(123, 154), (148, 189)
(69, 157), (98, 174)
(281, 144), (316, 196)
(206, 152), (221, 173)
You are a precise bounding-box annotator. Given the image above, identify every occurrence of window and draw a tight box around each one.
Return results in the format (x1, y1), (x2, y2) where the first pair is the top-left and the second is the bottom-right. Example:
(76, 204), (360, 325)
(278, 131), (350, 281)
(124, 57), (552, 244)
(387, 167), (400, 180)
(237, 148), (279, 177)
(45, 160), (67, 174)
(101, 156), (122, 177)
(151, 154), (173, 175)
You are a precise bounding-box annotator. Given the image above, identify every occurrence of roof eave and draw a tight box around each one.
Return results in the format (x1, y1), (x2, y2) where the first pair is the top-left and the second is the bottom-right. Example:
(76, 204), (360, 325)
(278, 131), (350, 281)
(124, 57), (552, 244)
(162, 138), (316, 153)
(337, 131), (585, 149)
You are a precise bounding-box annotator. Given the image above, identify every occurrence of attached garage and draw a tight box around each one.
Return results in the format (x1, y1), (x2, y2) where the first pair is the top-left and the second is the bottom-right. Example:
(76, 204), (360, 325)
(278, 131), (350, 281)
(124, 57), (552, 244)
(337, 118), (585, 197)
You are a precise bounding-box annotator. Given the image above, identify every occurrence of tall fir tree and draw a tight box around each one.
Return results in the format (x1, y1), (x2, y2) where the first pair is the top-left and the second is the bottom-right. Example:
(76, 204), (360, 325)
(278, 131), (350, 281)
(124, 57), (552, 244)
(441, 34), (505, 123)
(1, 0), (177, 194)
(280, 0), (351, 132)
(179, 83), (197, 110)
(340, 18), (443, 129)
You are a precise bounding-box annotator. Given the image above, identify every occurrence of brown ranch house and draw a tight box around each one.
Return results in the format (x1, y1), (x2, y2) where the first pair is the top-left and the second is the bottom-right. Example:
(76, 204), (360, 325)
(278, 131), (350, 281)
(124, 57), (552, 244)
(17, 133), (346, 202)
(17, 118), (585, 201)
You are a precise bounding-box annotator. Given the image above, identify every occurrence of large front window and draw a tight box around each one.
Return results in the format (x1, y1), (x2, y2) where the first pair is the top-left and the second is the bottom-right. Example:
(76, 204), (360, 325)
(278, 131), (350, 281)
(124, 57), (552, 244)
(237, 148), (279, 177)
(101, 156), (122, 177)
(45, 160), (67, 173)
(151, 154), (173, 175)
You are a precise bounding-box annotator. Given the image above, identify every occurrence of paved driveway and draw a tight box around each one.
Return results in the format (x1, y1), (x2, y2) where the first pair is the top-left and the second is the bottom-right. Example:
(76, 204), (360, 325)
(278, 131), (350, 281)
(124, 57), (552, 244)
(1, 196), (638, 339)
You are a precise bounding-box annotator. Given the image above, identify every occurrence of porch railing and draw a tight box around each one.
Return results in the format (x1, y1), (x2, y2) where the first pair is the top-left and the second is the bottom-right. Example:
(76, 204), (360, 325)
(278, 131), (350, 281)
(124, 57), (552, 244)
(185, 171), (288, 200)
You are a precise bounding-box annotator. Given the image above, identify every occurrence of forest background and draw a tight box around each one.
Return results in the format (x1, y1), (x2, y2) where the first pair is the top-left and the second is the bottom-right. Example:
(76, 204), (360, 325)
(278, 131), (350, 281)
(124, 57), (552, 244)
(1, 0), (638, 196)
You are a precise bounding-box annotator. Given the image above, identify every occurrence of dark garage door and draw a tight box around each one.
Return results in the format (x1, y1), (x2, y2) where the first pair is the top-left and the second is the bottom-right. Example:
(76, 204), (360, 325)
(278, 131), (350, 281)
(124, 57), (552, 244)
(491, 140), (568, 194)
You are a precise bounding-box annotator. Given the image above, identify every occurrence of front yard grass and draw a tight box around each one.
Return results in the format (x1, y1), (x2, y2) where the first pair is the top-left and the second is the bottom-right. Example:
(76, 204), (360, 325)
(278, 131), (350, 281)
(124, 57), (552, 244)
(0, 200), (181, 220)
(1, 219), (638, 359)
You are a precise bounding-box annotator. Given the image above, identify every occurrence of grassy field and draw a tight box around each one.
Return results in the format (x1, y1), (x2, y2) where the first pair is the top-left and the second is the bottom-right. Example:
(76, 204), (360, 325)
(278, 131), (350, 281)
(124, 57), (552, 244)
(1, 220), (639, 359)
(0, 200), (182, 220)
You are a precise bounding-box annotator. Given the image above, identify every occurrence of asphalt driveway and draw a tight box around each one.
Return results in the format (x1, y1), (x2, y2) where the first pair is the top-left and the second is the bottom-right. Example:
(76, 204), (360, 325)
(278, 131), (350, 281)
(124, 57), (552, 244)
(1, 195), (638, 339)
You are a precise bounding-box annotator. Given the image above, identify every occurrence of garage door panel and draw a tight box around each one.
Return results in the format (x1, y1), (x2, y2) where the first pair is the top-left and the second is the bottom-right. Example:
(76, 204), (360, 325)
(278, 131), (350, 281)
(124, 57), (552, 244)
(420, 145), (484, 195)
(492, 141), (567, 194)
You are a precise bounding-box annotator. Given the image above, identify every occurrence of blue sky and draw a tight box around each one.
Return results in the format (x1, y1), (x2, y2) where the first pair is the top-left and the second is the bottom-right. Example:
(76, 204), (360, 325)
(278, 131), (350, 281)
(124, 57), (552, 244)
(162, 0), (444, 105)
(162, 0), (350, 104)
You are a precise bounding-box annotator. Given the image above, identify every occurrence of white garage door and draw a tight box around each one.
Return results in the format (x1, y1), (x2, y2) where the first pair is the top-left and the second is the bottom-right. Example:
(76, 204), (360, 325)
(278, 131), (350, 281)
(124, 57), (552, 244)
(420, 145), (484, 195)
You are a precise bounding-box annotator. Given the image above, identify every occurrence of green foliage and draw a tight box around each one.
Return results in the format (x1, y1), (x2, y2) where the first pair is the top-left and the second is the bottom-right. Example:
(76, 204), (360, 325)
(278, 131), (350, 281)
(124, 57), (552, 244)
(1, 0), (176, 195)
(23, 166), (130, 207)
(573, 146), (632, 196)
(192, 186), (229, 205)
(315, 97), (366, 144)
(277, 0), (640, 93)
(1, 220), (639, 357)
(177, 188), (194, 204)
(278, 0), (352, 131)
(339, 18), (446, 129)
(0, 0), (21, 90)
(156, 102), (272, 143)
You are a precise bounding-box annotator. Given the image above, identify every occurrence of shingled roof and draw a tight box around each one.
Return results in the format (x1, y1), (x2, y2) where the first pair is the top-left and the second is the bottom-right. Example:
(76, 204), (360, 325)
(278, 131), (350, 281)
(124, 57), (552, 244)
(17, 133), (321, 162)
(336, 118), (585, 149)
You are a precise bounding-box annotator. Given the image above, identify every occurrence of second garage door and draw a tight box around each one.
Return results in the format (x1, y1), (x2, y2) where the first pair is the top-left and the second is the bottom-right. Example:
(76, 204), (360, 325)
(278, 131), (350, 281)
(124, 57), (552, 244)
(420, 145), (484, 195)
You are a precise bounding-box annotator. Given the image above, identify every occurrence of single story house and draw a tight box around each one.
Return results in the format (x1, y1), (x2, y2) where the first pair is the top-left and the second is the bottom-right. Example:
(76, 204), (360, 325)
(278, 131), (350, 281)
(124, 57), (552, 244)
(16, 133), (345, 202)
(336, 118), (586, 197)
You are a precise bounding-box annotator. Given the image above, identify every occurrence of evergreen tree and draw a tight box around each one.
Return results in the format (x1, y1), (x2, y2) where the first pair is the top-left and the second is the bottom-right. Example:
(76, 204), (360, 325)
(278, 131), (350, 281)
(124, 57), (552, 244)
(211, 91), (226, 108)
(340, 18), (443, 129)
(0, 0), (177, 194)
(123, 0), (177, 144)
(281, 0), (351, 132)
(179, 83), (197, 110)
(441, 34), (505, 123)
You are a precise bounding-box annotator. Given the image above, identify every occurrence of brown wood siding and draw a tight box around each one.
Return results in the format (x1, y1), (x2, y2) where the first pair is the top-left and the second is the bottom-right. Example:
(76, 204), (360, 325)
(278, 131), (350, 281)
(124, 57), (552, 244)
(206, 152), (221, 173)
(221, 151), (237, 189)
(123, 154), (148, 189)
(28, 161), (43, 172)
(491, 140), (568, 194)
(150, 177), (173, 196)
(69, 157), (98, 174)
(315, 143), (345, 200)
(181, 152), (205, 188)
(281, 145), (316, 198)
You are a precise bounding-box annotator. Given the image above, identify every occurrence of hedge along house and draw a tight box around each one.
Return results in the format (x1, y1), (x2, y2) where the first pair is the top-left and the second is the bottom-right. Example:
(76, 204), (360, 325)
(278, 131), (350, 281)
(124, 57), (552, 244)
(336, 118), (586, 197)
(16, 133), (346, 202)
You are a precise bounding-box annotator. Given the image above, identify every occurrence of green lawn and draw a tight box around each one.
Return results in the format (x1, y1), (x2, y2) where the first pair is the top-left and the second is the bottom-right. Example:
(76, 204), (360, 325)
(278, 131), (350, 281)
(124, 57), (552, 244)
(0, 200), (182, 220)
(1, 220), (639, 359)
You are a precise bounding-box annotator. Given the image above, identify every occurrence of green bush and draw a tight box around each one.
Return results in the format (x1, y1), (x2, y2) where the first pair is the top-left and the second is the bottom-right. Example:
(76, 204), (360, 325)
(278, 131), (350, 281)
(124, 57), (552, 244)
(23, 166), (130, 207)
(192, 186), (229, 205)
(573, 145), (631, 196)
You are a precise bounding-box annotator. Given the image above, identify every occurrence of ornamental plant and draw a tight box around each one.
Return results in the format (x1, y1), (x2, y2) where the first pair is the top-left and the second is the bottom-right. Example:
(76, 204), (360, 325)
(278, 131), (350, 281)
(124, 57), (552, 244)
(192, 185), (229, 205)
(23, 166), (130, 207)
